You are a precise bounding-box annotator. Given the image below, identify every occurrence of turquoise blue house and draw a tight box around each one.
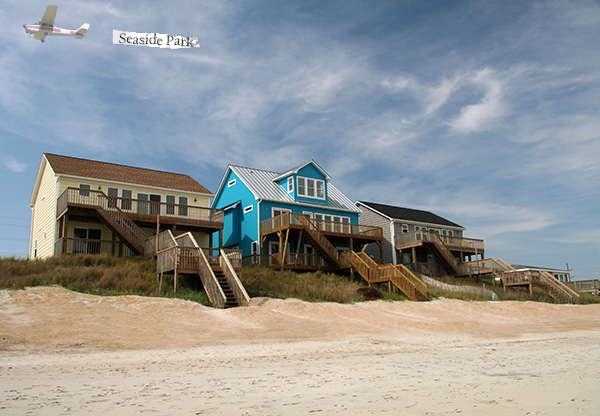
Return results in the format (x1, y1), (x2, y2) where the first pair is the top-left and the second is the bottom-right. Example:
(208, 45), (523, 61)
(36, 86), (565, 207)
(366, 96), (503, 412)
(211, 160), (383, 270)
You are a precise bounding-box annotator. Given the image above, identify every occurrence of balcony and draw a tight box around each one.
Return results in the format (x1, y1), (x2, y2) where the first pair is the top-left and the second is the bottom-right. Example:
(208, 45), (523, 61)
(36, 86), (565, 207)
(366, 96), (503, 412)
(261, 212), (383, 242)
(57, 187), (224, 230)
(395, 230), (484, 254)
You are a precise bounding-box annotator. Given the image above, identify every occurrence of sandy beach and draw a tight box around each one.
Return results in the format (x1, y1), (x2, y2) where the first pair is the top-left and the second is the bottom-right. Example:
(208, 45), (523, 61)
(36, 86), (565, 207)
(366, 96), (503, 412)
(1, 286), (599, 415)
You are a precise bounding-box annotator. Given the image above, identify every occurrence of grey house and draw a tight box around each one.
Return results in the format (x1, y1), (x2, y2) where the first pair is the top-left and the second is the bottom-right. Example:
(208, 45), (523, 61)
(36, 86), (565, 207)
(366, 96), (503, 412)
(356, 201), (484, 277)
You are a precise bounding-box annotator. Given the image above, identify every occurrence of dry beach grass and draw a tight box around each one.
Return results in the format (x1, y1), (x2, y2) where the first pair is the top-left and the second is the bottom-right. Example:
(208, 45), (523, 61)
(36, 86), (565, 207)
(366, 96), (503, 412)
(1, 286), (599, 415)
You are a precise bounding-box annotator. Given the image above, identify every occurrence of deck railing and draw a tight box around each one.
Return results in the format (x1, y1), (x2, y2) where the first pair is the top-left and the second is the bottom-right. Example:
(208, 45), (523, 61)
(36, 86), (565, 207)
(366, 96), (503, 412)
(55, 237), (136, 257)
(503, 270), (581, 304)
(197, 247), (226, 309)
(145, 229), (178, 257)
(261, 212), (382, 239)
(57, 187), (148, 254)
(220, 249), (250, 306)
(58, 187), (223, 226)
(395, 231), (484, 252)
(566, 279), (599, 295)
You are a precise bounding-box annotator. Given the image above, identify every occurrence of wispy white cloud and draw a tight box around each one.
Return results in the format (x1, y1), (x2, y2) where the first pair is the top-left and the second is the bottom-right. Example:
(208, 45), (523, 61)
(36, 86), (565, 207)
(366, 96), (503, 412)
(448, 68), (505, 132)
(3, 155), (27, 173)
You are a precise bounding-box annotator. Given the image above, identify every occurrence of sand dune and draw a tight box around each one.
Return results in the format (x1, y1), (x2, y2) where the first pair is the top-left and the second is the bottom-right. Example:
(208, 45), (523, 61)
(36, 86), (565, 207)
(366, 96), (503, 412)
(1, 286), (599, 414)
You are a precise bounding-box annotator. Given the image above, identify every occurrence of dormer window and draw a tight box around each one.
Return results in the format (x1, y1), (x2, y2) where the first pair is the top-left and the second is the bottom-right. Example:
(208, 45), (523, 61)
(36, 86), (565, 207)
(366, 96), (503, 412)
(297, 176), (325, 200)
(287, 177), (293, 193)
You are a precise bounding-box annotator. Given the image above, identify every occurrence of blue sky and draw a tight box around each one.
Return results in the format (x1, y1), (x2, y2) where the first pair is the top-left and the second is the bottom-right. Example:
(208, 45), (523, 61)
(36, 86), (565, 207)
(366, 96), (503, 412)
(1, 0), (599, 279)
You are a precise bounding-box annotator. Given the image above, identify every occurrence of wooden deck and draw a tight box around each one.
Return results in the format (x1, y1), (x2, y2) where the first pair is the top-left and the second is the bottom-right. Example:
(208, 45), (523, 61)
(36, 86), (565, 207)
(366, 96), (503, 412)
(395, 230), (484, 255)
(261, 212), (383, 244)
(57, 187), (224, 232)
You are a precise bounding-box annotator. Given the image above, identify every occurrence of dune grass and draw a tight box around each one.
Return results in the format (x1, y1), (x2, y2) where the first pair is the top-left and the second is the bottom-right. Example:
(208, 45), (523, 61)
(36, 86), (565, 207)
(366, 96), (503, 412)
(0, 255), (209, 305)
(1, 256), (596, 305)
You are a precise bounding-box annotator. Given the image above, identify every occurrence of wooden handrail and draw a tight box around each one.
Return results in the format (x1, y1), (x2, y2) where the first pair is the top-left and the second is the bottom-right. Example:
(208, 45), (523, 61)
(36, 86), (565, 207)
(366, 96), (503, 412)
(105, 194), (224, 224)
(197, 247), (226, 309)
(298, 215), (342, 266)
(341, 251), (427, 301)
(395, 231), (484, 251)
(58, 188), (148, 255)
(260, 212), (383, 240)
(502, 270), (580, 304)
(220, 249), (250, 306)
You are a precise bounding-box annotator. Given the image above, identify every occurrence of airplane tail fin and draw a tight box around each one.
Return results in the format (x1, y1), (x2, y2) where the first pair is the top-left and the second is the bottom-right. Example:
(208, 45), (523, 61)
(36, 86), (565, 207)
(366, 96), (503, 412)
(75, 23), (89, 39)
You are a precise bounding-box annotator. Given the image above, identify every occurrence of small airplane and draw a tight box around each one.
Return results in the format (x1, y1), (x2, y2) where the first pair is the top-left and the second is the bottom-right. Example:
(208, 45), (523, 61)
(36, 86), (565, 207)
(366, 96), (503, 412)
(23, 5), (89, 43)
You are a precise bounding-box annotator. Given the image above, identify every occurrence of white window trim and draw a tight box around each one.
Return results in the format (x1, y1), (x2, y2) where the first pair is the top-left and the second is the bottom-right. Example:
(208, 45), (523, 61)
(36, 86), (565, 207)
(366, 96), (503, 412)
(296, 176), (325, 200)
(271, 207), (291, 217)
(302, 211), (313, 218)
(228, 178), (236, 187)
(287, 177), (293, 193)
(244, 205), (254, 213)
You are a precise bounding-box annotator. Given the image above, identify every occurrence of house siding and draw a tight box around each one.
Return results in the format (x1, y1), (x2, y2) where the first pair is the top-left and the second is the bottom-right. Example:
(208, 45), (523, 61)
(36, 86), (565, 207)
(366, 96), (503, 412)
(212, 169), (259, 253)
(30, 160), (58, 259)
(294, 164), (328, 205)
(358, 205), (393, 263)
(30, 155), (215, 258)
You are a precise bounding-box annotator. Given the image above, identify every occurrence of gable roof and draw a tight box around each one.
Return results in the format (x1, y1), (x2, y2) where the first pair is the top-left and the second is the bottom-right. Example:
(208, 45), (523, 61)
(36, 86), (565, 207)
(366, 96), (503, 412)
(272, 160), (332, 181)
(43, 153), (211, 194)
(214, 163), (359, 213)
(357, 201), (464, 229)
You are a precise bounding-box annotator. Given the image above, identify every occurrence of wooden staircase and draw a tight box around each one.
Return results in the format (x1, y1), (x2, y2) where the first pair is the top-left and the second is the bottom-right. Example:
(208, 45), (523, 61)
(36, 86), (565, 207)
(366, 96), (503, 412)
(341, 251), (428, 301)
(503, 269), (581, 304)
(58, 188), (148, 255)
(213, 266), (240, 308)
(465, 258), (580, 304)
(419, 231), (475, 276)
(155, 230), (249, 309)
(297, 216), (341, 267)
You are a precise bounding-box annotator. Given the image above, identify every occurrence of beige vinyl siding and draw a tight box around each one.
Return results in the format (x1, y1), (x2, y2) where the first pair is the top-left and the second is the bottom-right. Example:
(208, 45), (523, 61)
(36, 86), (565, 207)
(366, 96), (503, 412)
(30, 161), (58, 259)
(58, 177), (211, 211)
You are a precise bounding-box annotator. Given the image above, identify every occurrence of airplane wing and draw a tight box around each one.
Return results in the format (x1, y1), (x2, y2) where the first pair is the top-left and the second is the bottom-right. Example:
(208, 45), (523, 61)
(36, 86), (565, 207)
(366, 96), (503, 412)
(40, 5), (57, 27)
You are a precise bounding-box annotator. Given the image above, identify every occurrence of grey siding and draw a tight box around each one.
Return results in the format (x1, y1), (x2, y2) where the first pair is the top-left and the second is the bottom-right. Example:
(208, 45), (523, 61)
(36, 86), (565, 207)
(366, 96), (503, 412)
(358, 205), (394, 264)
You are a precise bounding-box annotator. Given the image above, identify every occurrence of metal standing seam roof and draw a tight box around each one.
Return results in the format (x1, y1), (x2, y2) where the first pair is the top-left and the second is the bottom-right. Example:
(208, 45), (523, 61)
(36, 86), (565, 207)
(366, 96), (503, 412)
(358, 201), (464, 228)
(229, 164), (360, 212)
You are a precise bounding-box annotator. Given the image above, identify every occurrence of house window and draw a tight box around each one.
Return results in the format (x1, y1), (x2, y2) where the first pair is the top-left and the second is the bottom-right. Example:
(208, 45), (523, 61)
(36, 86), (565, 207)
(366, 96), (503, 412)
(402, 224), (409, 233)
(107, 187), (118, 206)
(121, 189), (132, 210)
(297, 177), (306, 195)
(272, 207), (291, 218)
(302, 211), (313, 218)
(287, 177), (293, 193)
(73, 228), (101, 254)
(79, 184), (91, 197)
(244, 205), (254, 214)
(316, 181), (324, 198)
(149, 194), (161, 216)
(166, 195), (176, 215)
(251, 241), (258, 255)
(448, 230), (454, 237)
(296, 176), (325, 199)
(178, 197), (188, 216)
(307, 179), (315, 197)
(228, 179), (236, 187)
(137, 193), (149, 215)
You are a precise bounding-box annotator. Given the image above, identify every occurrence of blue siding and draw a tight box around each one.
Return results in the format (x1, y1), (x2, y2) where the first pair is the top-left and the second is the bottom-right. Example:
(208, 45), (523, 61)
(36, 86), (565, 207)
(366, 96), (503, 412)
(212, 169), (259, 253)
(213, 163), (361, 258)
(295, 164), (328, 204)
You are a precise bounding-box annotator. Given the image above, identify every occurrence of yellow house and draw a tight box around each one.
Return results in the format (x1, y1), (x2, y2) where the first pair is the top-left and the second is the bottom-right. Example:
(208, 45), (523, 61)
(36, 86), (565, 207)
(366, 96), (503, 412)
(29, 153), (224, 259)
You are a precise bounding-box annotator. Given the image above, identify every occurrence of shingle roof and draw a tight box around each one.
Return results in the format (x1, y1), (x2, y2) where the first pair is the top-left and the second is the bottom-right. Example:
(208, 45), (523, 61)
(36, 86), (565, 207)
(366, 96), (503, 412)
(358, 201), (463, 228)
(44, 153), (211, 194)
(229, 164), (359, 212)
